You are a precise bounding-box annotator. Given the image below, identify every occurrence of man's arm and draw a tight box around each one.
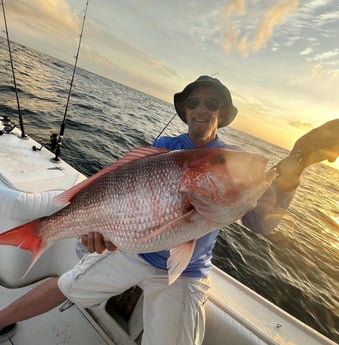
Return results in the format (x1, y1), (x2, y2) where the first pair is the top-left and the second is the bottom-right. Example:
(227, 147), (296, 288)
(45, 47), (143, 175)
(242, 119), (339, 234)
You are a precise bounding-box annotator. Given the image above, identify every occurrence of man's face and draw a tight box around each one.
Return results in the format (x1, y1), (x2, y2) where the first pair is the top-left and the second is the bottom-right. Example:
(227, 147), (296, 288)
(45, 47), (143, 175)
(185, 86), (223, 146)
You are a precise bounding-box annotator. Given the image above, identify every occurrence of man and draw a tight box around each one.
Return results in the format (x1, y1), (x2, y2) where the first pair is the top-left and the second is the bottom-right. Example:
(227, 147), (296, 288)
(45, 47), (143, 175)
(0, 76), (338, 345)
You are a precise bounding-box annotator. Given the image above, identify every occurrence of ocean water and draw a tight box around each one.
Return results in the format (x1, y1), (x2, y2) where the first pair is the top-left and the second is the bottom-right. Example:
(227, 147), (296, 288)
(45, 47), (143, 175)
(0, 38), (338, 343)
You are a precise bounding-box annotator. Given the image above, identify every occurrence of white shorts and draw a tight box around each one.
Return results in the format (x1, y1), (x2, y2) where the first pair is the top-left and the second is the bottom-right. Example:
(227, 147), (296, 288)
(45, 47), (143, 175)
(58, 251), (211, 345)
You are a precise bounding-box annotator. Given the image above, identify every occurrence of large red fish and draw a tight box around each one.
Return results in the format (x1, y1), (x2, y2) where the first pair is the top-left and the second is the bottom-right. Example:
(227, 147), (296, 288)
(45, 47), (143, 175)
(0, 146), (275, 283)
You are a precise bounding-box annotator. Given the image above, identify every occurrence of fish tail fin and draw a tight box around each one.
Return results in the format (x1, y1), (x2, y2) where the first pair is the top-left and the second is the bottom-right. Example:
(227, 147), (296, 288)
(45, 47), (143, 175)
(0, 220), (48, 275)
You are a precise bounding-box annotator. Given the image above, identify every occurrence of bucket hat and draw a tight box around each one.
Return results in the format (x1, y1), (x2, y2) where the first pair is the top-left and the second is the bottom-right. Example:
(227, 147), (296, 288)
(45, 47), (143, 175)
(174, 75), (237, 128)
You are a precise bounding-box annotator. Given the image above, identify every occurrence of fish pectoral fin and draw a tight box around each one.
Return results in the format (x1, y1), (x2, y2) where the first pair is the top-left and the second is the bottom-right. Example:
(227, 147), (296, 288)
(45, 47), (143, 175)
(184, 191), (250, 225)
(167, 240), (196, 285)
(183, 191), (224, 221)
(134, 209), (196, 242)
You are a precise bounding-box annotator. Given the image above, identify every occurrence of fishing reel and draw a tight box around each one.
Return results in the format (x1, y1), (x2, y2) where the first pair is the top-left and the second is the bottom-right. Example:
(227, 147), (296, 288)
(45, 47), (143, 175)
(32, 133), (58, 152)
(0, 116), (16, 135)
(32, 133), (64, 163)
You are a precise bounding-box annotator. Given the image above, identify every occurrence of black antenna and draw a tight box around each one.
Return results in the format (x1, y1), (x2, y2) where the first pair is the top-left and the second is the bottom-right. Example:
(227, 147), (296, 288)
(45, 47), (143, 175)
(1, 0), (26, 137)
(53, 0), (89, 161)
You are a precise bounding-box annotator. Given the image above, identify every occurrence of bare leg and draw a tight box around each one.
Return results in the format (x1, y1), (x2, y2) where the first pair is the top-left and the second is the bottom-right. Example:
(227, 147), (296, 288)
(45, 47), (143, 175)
(0, 277), (67, 328)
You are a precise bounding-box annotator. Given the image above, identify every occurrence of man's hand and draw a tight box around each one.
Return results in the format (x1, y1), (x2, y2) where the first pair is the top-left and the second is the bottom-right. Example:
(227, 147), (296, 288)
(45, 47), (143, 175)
(290, 119), (339, 167)
(275, 119), (339, 191)
(81, 232), (117, 253)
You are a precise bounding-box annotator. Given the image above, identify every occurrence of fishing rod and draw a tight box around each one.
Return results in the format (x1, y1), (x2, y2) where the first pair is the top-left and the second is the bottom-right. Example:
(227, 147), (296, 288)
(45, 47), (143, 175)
(53, 0), (89, 161)
(154, 112), (177, 141)
(1, 0), (26, 137)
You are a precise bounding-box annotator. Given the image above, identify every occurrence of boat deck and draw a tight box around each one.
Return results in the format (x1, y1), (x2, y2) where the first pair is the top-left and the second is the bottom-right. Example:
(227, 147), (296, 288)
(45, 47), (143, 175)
(0, 282), (115, 345)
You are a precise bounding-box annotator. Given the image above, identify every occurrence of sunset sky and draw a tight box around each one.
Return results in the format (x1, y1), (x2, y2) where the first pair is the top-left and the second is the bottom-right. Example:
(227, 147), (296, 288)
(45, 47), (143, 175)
(1, 0), (338, 163)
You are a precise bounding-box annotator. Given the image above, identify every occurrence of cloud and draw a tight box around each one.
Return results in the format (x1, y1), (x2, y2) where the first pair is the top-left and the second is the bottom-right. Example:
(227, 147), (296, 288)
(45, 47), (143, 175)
(307, 49), (339, 80)
(3, 0), (85, 62)
(75, 18), (181, 101)
(219, 0), (299, 56)
(289, 120), (314, 128)
(6, 0), (80, 38)
(317, 11), (339, 24)
(311, 64), (339, 81)
(313, 49), (339, 62)
(305, 0), (333, 11)
(80, 44), (120, 70)
(220, 0), (246, 18)
(300, 47), (314, 55)
(83, 19), (180, 81)
(253, 0), (299, 50)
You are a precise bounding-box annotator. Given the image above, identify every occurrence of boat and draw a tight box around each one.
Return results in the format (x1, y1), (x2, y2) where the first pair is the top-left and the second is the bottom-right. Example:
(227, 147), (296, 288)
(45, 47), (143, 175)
(1, 104), (338, 345)
(0, 3), (337, 345)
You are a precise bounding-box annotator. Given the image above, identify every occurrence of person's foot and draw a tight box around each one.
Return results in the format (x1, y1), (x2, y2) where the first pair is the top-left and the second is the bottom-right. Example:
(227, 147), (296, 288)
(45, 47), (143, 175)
(0, 323), (17, 343)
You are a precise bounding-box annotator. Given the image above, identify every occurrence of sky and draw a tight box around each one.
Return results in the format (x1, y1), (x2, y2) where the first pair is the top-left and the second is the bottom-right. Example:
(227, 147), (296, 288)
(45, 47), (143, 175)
(1, 0), (338, 164)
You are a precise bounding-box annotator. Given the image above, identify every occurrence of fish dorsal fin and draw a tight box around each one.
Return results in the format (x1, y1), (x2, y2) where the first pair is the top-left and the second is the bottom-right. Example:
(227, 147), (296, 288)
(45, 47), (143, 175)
(53, 146), (169, 207)
(167, 240), (196, 285)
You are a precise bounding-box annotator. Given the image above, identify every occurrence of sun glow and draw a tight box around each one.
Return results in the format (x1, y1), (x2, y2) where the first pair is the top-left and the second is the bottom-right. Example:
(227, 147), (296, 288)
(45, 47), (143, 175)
(324, 159), (339, 170)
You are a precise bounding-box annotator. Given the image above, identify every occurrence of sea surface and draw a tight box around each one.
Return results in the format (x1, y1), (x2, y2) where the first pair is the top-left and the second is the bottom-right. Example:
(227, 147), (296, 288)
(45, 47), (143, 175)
(0, 38), (338, 343)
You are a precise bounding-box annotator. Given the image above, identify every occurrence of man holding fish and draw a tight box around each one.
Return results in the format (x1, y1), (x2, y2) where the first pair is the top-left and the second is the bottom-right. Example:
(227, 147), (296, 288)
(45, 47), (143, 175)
(0, 76), (338, 345)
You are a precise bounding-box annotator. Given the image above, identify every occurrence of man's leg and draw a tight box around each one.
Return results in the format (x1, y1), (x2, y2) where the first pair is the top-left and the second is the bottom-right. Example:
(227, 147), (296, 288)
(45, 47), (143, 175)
(0, 250), (151, 330)
(141, 276), (211, 345)
(0, 277), (66, 329)
(58, 251), (152, 308)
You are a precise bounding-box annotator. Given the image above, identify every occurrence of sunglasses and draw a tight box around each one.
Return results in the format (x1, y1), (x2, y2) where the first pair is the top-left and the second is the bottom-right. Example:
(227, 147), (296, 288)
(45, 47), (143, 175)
(185, 97), (221, 112)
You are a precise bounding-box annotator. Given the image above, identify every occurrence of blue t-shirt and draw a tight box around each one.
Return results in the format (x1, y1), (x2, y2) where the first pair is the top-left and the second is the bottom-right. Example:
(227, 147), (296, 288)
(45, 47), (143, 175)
(139, 133), (239, 278)
(140, 133), (296, 278)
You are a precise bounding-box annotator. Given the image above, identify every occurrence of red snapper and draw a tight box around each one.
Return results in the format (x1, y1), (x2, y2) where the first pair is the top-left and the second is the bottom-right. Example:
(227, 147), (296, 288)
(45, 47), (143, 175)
(0, 146), (275, 284)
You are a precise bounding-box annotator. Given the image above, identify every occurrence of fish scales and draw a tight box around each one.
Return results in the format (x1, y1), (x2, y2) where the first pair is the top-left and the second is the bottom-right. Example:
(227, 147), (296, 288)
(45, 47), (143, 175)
(38, 153), (189, 251)
(0, 147), (273, 283)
